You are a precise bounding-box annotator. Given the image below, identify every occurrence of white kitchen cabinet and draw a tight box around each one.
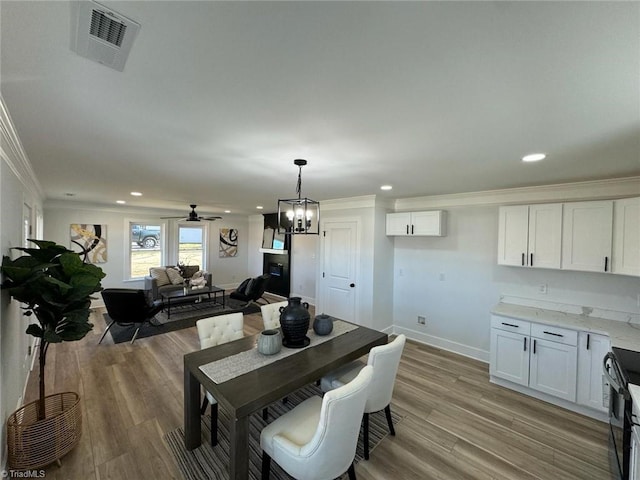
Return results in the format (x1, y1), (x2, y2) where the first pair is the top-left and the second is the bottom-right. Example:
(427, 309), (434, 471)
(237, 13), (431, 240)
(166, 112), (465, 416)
(386, 210), (446, 236)
(497, 203), (562, 268)
(631, 425), (640, 480)
(576, 332), (610, 413)
(528, 323), (578, 402)
(562, 200), (613, 273)
(490, 327), (530, 387)
(613, 197), (640, 277)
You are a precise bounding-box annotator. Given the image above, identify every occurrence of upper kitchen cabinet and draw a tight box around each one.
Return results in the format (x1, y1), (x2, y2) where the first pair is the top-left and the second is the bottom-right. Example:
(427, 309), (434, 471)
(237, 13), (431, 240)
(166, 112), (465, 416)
(386, 211), (446, 236)
(562, 201), (613, 273)
(497, 204), (562, 269)
(612, 197), (640, 277)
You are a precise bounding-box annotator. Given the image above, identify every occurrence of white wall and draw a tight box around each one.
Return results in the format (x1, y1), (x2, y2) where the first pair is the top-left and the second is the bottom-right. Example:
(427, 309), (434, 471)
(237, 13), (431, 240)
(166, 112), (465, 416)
(393, 203), (640, 362)
(290, 235), (318, 304)
(0, 97), (44, 469)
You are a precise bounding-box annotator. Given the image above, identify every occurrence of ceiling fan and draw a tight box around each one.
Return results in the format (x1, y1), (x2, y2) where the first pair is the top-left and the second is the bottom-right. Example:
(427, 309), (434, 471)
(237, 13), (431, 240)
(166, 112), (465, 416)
(161, 204), (222, 222)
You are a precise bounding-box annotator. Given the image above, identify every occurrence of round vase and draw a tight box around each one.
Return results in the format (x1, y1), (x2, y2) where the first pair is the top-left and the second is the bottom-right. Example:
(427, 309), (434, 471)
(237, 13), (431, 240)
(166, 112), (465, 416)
(313, 313), (334, 336)
(257, 329), (282, 355)
(279, 297), (310, 348)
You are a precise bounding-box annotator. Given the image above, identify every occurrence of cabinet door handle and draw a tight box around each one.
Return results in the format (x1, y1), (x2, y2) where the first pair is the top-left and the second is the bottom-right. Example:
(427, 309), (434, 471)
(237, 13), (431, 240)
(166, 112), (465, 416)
(543, 331), (563, 338)
(521, 253), (525, 266)
(530, 253), (533, 267)
(604, 256), (609, 272)
(586, 333), (590, 350)
(524, 337), (527, 351)
(501, 322), (519, 328)
(411, 225), (414, 235)
(533, 339), (537, 354)
(406, 225), (409, 235)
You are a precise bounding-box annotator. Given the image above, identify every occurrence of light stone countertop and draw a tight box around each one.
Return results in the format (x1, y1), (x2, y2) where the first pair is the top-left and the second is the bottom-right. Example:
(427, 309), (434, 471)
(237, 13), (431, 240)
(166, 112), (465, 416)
(492, 302), (640, 352)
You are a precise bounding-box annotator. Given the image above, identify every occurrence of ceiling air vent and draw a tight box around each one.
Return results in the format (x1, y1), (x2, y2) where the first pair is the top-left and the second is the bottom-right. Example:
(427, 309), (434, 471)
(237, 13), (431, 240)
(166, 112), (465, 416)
(71, 1), (140, 72)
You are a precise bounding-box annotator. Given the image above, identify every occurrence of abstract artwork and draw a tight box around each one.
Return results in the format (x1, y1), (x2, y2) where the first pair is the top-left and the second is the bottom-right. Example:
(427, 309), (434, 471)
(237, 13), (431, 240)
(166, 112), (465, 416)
(70, 224), (107, 263)
(219, 228), (238, 257)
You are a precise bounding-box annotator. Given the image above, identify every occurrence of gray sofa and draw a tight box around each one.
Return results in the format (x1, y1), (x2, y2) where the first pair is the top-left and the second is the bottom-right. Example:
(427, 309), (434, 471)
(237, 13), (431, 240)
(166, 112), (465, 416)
(144, 266), (213, 302)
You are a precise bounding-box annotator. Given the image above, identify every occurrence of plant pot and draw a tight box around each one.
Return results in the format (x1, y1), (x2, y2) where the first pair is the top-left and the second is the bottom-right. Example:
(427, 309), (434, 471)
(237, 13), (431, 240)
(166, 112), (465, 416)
(7, 392), (82, 470)
(257, 329), (282, 355)
(313, 313), (334, 336)
(279, 297), (310, 348)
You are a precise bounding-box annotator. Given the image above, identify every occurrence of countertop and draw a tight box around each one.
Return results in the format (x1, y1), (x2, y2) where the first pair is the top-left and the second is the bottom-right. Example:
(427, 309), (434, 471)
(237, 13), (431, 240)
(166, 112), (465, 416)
(492, 302), (640, 351)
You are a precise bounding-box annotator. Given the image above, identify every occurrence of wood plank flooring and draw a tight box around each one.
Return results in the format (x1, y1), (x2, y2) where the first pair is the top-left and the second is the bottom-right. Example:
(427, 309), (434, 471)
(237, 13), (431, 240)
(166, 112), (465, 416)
(23, 305), (613, 480)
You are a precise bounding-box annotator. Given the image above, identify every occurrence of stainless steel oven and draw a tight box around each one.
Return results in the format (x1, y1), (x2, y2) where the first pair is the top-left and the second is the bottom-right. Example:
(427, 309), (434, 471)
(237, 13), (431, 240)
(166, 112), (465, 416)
(604, 348), (640, 480)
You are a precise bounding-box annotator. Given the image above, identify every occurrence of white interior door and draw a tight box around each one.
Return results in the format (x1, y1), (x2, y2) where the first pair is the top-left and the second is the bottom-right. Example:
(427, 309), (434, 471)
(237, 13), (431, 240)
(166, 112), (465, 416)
(320, 220), (358, 322)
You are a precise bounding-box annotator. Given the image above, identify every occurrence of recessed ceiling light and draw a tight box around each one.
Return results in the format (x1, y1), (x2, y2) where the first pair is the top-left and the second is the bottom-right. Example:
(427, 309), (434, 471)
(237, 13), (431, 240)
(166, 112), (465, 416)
(224, 210), (231, 213)
(256, 206), (264, 210)
(380, 185), (393, 191)
(64, 192), (75, 197)
(116, 200), (126, 204)
(522, 153), (546, 162)
(130, 191), (142, 196)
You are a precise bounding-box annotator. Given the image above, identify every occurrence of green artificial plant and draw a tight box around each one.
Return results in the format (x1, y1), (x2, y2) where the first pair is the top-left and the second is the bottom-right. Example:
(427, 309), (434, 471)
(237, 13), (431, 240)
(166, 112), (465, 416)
(1, 239), (105, 420)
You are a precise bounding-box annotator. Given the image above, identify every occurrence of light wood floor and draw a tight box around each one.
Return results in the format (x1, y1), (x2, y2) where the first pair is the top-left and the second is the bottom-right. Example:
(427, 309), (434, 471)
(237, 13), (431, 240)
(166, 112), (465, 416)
(24, 305), (613, 480)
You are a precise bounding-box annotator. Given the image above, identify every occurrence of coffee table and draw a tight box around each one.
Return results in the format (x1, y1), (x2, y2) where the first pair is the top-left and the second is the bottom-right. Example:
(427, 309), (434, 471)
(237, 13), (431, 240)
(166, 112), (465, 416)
(161, 285), (225, 319)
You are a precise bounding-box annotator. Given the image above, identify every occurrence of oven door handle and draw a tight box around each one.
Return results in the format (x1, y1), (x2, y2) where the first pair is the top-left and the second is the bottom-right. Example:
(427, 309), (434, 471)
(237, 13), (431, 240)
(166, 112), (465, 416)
(603, 352), (630, 399)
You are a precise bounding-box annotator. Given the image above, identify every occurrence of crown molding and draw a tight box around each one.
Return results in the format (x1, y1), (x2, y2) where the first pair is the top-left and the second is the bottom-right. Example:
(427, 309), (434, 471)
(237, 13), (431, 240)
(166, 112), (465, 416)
(0, 95), (45, 200)
(321, 195), (377, 211)
(394, 176), (640, 210)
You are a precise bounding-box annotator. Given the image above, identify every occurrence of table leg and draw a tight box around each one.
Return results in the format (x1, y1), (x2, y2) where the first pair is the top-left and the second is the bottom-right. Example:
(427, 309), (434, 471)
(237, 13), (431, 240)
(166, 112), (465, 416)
(184, 367), (201, 450)
(222, 289), (225, 308)
(229, 415), (250, 480)
(167, 298), (172, 319)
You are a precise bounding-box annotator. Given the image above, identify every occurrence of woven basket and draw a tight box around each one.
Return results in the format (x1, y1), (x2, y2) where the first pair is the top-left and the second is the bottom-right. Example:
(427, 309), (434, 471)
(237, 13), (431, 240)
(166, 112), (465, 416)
(7, 392), (82, 470)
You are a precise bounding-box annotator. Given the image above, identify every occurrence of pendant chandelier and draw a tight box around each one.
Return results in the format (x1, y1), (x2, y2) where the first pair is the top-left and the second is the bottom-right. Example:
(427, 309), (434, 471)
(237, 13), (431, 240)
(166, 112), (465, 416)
(277, 159), (320, 235)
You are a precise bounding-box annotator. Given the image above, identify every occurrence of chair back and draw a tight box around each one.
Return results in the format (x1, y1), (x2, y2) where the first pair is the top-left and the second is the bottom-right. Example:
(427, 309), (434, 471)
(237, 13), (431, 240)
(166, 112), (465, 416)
(295, 366), (373, 478)
(196, 312), (244, 349)
(365, 334), (406, 412)
(101, 289), (154, 324)
(260, 301), (288, 330)
(246, 273), (270, 301)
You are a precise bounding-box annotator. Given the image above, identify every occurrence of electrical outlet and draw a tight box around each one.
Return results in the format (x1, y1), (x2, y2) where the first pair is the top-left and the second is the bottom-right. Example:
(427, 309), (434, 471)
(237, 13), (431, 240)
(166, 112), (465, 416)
(538, 284), (548, 294)
(417, 315), (426, 325)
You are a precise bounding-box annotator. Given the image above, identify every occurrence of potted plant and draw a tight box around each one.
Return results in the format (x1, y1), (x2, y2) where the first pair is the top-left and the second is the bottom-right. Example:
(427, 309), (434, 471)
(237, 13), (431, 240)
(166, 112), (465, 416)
(1, 239), (105, 470)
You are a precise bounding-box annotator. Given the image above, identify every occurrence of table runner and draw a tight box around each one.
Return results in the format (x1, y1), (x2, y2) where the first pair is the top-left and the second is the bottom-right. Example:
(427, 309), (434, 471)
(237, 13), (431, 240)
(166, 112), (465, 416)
(199, 320), (358, 384)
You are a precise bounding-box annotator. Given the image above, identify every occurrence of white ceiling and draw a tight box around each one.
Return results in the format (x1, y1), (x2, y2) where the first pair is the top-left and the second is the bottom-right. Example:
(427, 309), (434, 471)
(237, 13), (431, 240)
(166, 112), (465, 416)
(1, 1), (639, 216)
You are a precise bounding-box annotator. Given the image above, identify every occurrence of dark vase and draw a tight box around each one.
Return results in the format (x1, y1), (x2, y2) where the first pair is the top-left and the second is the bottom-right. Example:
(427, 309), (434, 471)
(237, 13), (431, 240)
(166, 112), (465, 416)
(279, 297), (310, 348)
(313, 313), (333, 336)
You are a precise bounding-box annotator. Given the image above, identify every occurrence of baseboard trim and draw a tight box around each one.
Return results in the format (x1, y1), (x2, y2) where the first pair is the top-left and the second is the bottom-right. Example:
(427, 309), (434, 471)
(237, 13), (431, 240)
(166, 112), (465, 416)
(393, 326), (490, 363)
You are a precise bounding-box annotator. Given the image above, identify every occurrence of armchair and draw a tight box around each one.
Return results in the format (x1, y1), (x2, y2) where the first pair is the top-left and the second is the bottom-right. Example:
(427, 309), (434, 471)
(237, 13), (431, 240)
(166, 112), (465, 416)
(100, 289), (163, 344)
(229, 273), (271, 305)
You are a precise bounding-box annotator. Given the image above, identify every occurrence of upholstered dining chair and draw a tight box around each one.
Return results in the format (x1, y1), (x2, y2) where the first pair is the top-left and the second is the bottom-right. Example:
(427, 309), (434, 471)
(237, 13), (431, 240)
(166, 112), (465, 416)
(100, 288), (163, 344)
(196, 312), (244, 446)
(260, 301), (288, 330)
(320, 334), (406, 460)
(260, 365), (373, 480)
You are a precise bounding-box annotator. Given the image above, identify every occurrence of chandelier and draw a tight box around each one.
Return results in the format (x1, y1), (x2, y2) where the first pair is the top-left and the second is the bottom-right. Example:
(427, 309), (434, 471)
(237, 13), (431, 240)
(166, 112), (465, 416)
(277, 159), (320, 235)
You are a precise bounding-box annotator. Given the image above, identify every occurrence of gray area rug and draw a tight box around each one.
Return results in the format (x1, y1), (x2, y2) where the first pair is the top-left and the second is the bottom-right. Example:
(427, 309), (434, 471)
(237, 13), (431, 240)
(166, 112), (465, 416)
(102, 296), (260, 344)
(164, 383), (402, 480)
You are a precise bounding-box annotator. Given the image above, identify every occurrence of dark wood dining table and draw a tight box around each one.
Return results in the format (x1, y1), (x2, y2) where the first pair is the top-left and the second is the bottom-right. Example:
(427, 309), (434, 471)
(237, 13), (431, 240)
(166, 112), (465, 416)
(183, 322), (387, 480)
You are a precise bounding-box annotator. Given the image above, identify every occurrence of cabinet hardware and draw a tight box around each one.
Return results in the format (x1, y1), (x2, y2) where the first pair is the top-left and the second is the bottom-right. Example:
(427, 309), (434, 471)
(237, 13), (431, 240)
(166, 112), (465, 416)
(502, 322), (519, 328)
(533, 339), (537, 354)
(411, 225), (414, 235)
(586, 334), (590, 350)
(530, 253), (533, 266)
(604, 256), (608, 272)
(543, 331), (563, 337)
(523, 337), (527, 351)
(406, 225), (409, 235)
(521, 253), (525, 266)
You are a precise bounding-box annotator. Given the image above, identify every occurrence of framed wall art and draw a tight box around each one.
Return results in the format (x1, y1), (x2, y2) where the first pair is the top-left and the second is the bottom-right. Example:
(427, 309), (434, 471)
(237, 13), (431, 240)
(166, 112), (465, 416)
(219, 228), (238, 257)
(70, 223), (107, 263)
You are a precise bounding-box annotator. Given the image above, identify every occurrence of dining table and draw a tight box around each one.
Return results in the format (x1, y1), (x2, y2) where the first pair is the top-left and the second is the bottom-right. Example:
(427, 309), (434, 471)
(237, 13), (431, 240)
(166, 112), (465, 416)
(183, 320), (388, 480)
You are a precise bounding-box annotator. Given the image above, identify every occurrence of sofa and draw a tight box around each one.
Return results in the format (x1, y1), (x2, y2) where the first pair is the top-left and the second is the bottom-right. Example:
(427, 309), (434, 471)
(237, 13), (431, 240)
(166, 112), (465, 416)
(144, 265), (212, 302)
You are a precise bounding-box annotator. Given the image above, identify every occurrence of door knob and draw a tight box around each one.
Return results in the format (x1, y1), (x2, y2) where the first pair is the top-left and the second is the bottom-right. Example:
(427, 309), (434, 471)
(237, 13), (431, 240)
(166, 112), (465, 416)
(349, 283), (355, 288)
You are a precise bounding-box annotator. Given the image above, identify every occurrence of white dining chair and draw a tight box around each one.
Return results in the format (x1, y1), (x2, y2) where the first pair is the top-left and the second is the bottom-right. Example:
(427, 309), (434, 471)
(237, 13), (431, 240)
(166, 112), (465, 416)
(260, 301), (288, 330)
(196, 312), (244, 446)
(260, 365), (373, 480)
(320, 334), (406, 460)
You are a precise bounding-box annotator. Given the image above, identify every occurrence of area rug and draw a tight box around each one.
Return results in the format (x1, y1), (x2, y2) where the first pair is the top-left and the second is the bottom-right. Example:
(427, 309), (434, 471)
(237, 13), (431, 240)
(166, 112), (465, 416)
(102, 296), (261, 344)
(164, 383), (403, 480)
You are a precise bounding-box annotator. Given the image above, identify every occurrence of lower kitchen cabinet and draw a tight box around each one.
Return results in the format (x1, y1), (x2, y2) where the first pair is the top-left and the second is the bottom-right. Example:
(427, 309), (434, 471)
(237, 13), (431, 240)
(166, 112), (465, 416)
(529, 336), (577, 402)
(576, 331), (610, 413)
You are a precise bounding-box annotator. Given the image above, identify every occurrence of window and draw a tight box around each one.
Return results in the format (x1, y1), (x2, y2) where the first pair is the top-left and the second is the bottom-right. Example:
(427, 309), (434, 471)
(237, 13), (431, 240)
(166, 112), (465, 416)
(178, 225), (206, 270)
(128, 222), (163, 279)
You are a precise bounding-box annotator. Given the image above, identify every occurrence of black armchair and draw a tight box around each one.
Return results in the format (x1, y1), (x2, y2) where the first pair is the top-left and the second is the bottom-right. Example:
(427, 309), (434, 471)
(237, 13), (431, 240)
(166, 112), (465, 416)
(100, 288), (163, 344)
(229, 274), (271, 305)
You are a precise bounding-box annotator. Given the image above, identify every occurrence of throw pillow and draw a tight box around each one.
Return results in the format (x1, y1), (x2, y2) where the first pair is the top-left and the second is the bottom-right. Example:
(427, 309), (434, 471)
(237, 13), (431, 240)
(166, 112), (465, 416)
(166, 267), (184, 285)
(149, 267), (171, 287)
(181, 265), (199, 279)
